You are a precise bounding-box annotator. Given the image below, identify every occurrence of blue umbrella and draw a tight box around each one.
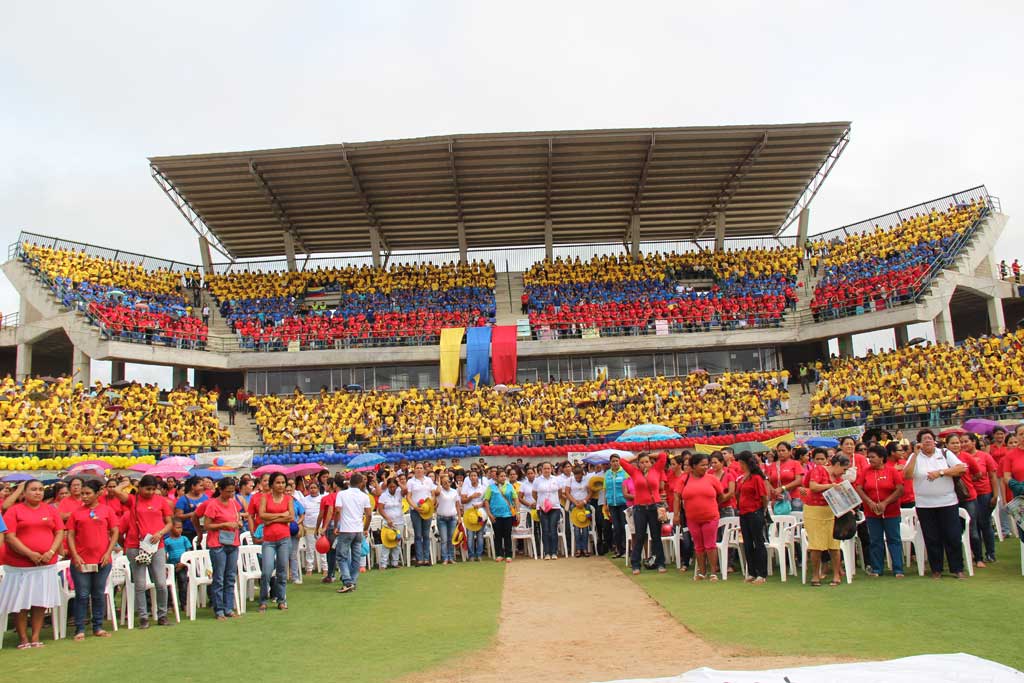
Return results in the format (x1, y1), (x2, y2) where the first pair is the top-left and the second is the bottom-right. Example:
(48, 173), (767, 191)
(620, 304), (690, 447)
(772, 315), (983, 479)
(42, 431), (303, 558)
(844, 395), (865, 402)
(347, 453), (385, 469)
(191, 468), (235, 480)
(618, 424), (682, 443)
(804, 436), (839, 449)
(2, 472), (36, 482)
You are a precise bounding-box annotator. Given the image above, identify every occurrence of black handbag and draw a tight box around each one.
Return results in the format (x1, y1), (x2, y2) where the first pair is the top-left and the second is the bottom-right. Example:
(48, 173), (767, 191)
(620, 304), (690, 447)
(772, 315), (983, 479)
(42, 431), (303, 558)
(832, 510), (858, 540)
(943, 451), (971, 504)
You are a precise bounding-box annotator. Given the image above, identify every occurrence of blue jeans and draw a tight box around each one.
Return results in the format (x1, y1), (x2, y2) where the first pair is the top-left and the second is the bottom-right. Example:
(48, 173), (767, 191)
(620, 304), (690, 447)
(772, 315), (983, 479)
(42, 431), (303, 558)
(289, 535), (301, 580)
(976, 493), (996, 560)
(210, 545), (239, 617)
(70, 563), (112, 634)
(259, 538), (289, 606)
(437, 516), (457, 561)
(540, 509), (561, 557)
(410, 510), (432, 563)
(467, 526), (485, 558)
(573, 523), (590, 554)
(336, 532), (364, 587)
(866, 516), (903, 575)
(961, 499), (982, 561)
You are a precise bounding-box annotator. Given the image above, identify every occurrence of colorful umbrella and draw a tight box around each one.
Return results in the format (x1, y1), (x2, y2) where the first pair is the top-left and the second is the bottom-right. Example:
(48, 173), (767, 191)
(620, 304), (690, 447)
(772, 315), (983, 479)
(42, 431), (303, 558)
(844, 395), (865, 402)
(285, 463), (327, 477)
(582, 448), (633, 465)
(618, 424), (681, 443)
(346, 453), (385, 469)
(731, 441), (769, 454)
(963, 418), (1007, 435)
(253, 464), (287, 476)
(804, 436), (839, 449)
(939, 427), (967, 439)
(190, 468), (234, 480)
(2, 473), (36, 482)
(156, 456), (197, 469)
(128, 463), (153, 473)
(67, 463), (107, 477)
(75, 459), (113, 470)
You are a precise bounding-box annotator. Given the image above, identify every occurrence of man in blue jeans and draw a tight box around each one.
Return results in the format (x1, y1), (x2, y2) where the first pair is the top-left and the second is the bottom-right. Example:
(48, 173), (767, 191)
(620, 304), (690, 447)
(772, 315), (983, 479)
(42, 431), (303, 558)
(334, 472), (372, 594)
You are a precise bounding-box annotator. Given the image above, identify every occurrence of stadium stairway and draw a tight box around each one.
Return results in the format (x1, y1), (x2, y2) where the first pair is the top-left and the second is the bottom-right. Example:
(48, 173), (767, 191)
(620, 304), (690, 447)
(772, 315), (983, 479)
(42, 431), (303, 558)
(494, 271), (524, 327)
(199, 291), (240, 353)
(770, 383), (813, 431)
(219, 409), (261, 448)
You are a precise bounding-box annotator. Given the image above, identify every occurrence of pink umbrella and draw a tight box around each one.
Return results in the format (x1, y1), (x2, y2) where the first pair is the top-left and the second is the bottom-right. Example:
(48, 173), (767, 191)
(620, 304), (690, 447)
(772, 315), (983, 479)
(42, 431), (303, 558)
(75, 459), (113, 470)
(68, 463), (107, 476)
(285, 463), (326, 477)
(146, 466), (191, 479)
(128, 463), (153, 473)
(253, 464), (287, 476)
(156, 456), (198, 468)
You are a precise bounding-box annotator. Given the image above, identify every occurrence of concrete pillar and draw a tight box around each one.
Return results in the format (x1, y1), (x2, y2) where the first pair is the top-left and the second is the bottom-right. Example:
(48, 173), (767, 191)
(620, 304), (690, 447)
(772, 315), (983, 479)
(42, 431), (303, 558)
(111, 360), (126, 383)
(198, 235), (214, 275)
(797, 207), (810, 250)
(15, 343), (32, 381)
(629, 214), (641, 261)
(714, 212), (726, 251)
(837, 334), (854, 358)
(457, 220), (467, 265)
(72, 347), (91, 385)
(282, 232), (297, 272)
(987, 296), (1006, 336)
(369, 228), (382, 268)
(172, 366), (189, 389)
(894, 324), (910, 348)
(934, 306), (954, 345)
(544, 218), (553, 261)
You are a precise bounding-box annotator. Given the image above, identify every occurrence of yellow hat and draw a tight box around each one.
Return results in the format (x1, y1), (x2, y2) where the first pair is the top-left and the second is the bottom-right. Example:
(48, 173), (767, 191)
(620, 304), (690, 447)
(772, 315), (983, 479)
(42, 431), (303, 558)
(452, 525), (465, 546)
(416, 498), (435, 519)
(463, 507), (484, 532)
(401, 498), (410, 513)
(587, 477), (605, 494)
(380, 526), (402, 549)
(570, 506), (593, 529)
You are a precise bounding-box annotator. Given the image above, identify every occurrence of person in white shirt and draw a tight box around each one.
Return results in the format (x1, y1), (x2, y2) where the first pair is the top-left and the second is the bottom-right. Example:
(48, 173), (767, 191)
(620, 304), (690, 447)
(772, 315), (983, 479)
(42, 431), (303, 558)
(405, 463), (436, 567)
(434, 473), (462, 564)
(460, 470), (487, 561)
(334, 473), (371, 593)
(376, 478), (405, 569)
(565, 466), (592, 557)
(534, 462), (564, 560)
(903, 428), (967, 579)
(299, 482), (324, 574)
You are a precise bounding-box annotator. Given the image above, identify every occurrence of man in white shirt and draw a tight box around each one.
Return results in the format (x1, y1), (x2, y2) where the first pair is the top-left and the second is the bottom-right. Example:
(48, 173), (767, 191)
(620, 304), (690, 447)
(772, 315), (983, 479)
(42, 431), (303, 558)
(334, 473), (371, 593)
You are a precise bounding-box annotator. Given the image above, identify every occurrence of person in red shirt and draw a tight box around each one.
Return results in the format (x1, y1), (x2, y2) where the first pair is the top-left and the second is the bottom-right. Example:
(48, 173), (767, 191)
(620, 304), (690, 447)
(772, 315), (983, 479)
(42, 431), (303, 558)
(0, 479), (65, 649)
(768, 442), (804, 511)
(619, 451), (669, 574)
(109, 475), (173, 628)
(258, 472), (294, 611)
(947, 434), (985, 566)
(734, 451), (769, 584)
(318, 475), (343, 583)
(803, 449), (848, 586)
(963, 433), (999, 563)
(57, 476), (86, 524)
(198, 477), (245, 620)
(247, 473), (271, 536)
(855, 445), (905, 577)
(709, 452), (737, 516)
(66, 480), (119, 640)
(672, 453), (728, 581)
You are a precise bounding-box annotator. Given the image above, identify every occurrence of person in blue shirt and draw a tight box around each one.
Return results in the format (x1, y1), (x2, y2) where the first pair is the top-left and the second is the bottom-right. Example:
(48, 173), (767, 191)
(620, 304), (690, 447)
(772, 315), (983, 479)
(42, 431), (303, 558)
(174, 477), (209, 543)
(603, 455), (629, 558)
(483, 470), (518, 562)
(164, 519), (191, 607)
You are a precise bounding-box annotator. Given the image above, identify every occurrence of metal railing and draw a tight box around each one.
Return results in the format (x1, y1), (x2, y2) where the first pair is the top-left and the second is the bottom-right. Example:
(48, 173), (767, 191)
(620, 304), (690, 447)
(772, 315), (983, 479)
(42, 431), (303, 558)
(12, 231), (200, 273)
(1, 311), (19, 329)
(808, 391), (1024, 433)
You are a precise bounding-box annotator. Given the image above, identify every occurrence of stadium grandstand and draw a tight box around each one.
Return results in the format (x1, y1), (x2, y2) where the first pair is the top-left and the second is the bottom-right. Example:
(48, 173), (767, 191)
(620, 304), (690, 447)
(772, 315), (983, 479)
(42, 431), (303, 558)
(0, 122), (1018, 458)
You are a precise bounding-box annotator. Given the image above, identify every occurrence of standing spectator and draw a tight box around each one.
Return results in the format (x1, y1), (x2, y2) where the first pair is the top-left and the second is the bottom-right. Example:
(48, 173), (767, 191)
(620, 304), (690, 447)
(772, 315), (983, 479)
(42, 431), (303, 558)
(334, 472), (371, 594)
(163, 520), (190, 608)
(0, 479), (64, 649)
(1014, 259), (1021, 283)
(855, 445), (905, 577)
(904, 429), (967, 579)
(999, 260), (1008, 279)
(113, 475), (173, 628)
(735, 451), (769, 584)
(603, 454), (629, 558)
(299, 482), (323, 575)
(67, 480), (119, 640)
(673, 453), (727, 581)
(532, 462), (564, 560)
(803, 450), (847, 587)
(484, 469), (518, 562)
(435, 473), (461, 565)
(799, 363), (811, 395)
(619, 451), (669, 574)
(227, 393), (237, 425)
(376, 478), (405, 569)
(174, 476), (208, 544)
(200, 477), (244, 620)
(257, 472), (294, 611)
(405, 463), (436, 567)
(963, 433), (998, 564)
(564, 466), (591, 557)
(202, 304), (211, 326)
(460, 470), (488, 561)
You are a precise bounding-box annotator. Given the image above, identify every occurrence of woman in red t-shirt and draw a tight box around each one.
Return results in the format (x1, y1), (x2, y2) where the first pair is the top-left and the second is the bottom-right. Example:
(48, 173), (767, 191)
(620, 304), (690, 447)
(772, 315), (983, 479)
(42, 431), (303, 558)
(803, 449), (848, 586)
(619, 451), (669, 574)
(200, 477), (244, 620)
(768, 442), (804, 511)
(258, 472), (294, 611)
(672, 453), (728, 581)
(855, 445), (905, 578)
(67, 480), (119, 639)
(963, 433), (999, 563)
(0, 479), (64, 649)
(709, 452), (737, 516)
(735, 451), (769, 584)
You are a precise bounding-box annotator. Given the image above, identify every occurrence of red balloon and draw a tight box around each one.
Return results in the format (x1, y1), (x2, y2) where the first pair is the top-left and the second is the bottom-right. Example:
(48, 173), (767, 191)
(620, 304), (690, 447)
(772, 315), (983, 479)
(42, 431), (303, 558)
(661, 523), (674, 537)
(315, 535), (331, 554)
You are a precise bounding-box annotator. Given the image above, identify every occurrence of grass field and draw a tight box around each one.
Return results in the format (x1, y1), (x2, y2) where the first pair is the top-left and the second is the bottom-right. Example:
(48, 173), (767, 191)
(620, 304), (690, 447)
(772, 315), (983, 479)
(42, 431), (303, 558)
(619, 538), (1024, 670)
(3, 562), (506, 682)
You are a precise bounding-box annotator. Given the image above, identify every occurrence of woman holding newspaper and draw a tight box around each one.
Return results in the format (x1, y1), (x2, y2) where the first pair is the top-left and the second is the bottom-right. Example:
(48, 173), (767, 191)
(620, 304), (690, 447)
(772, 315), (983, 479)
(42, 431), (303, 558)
(803, 449), (851, 586)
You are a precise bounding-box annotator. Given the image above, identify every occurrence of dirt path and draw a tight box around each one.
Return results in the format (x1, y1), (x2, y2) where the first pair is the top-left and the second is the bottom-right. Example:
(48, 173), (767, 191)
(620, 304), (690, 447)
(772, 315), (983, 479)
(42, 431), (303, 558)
(404, 557), (839, 683)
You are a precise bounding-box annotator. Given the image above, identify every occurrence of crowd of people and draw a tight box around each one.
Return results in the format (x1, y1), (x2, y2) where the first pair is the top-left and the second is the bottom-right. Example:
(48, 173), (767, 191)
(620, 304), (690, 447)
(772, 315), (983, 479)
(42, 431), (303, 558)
(808, 200), (987, 320)
(810, 330), (1024, 429)
(0, 377), (227, 455)
(250, 371), (788, 450)
(3, 423), (1021, 648)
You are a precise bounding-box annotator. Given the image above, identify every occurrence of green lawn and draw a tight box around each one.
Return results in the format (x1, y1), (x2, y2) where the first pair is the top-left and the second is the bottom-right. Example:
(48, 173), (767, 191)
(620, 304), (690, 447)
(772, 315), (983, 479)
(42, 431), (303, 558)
(4, 562), (506, 682)
(619, 539), (1024, 670)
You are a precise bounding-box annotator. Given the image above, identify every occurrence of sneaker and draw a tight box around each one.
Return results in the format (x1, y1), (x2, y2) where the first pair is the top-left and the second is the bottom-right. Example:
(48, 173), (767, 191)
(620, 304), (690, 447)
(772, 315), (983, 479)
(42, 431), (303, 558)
(138, 618), (150, 630)
(157, 616), (170, 626)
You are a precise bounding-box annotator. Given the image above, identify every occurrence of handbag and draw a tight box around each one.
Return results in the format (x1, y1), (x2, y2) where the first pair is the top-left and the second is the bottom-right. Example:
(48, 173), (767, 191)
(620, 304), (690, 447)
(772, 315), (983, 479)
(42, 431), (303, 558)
(832, 510), (858, 540)
(942, 450), (971, 504)
(132, 501), (157, 566)
(218, 530), (238, 546)
(772, 463), (793, 515)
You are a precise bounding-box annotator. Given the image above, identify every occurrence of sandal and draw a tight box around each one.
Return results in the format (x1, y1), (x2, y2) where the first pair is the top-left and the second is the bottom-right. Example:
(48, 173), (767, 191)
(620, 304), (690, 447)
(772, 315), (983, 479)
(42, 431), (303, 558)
(258, 604), (268, 613)
(93, 630), (111, 638)
(30, 641), (44, 648)
(278, 602), (288, 610)
(829, 580), (842, 587)
(631, 569), (640, 575)
(73, 633), (86, 642)
(708, 574), (719, 582)
(694, 573), (705, 581)
(16, 642), (32, 650)
(810, 580), (822, 587)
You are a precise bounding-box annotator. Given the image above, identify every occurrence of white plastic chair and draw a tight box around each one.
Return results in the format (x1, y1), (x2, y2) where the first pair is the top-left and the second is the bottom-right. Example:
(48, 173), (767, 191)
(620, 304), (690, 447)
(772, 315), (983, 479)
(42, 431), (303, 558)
(511, 509), (539, 559)
(236, 545), (263, 613)
(766, 514), (798, 581)
(53, 560), (74, 640)
(163, 562), (181, 623)
(180, 550), (213, 620)
(623, 507), (636, 565)
(240, 531), (253, 545)
(660, 522), (681, 569)
(553, 511), (569, 558)
(899, 509), (927, 576)
(1014, 518), (1024, 576)
(959, 507), (975, 577)
(799, 523), (860, 585)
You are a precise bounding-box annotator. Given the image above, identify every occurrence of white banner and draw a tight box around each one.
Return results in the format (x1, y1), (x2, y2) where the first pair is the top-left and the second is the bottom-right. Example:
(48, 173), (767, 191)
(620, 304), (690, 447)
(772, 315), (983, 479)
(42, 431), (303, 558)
(194, 450), (253, 470)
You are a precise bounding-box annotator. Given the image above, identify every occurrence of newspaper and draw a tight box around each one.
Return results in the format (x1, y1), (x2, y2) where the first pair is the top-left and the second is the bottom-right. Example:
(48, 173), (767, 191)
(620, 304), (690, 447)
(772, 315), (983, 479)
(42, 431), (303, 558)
(822, 480), (862, 517)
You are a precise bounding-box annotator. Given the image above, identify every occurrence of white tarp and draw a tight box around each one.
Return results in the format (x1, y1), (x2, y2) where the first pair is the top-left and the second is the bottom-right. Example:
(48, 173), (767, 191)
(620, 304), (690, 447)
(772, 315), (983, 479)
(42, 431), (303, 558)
(194, 450), (253, 470)
(599, 654), (1022, 683)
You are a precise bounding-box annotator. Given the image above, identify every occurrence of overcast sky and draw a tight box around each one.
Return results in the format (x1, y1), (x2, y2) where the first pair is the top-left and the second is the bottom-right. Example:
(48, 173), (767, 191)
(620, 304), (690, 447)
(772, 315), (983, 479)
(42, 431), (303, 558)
(2, 1), (1022, 386)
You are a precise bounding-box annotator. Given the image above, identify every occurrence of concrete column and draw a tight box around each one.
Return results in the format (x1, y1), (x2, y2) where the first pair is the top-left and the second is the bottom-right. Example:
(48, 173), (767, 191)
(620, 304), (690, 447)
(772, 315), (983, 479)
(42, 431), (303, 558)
(987, 296), (1006, 336)
(282, 232), (297, 272)
(15, 343), (32, 381)
(369, 228), (382, 268)
(894, 324), (910, 348)
(457, 220), (467, 265)
(111, 360), (126, 383)
(714, 212), (726, 251)
(797, 207), (810, 249)
(172, 366), (189, 389)
(544, 218), (553, 261)
(934, 306), (954, 345)
(72, 347), (91, 385)
(198, 235), (214, 275)
(629, 214), (641, 261)
(837, 334), (854, 358)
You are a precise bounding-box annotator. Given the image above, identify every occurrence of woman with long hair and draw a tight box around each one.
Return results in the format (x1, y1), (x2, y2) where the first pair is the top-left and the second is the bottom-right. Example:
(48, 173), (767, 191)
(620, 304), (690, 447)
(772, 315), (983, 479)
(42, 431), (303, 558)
(0, 479), (64, 648)
(962, 433), (999, 564)
(620, 452), (669, 575)
(709, 452), (736, 517)
(258, 472), (294, 611)
(484, 469), (518, 562)
(673, 453), (728, 581)
(435, 473), (462, 565)
(532, 462), (564, 561)
(67, 479), (118, 640)
(803, 450), (849, 586)
(405, 462), (436, 567)
(735, 451), (769, 584)
(200, 477), (244, 620)
(174, 476), (208, 544)
(768, 442), (804, 512)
